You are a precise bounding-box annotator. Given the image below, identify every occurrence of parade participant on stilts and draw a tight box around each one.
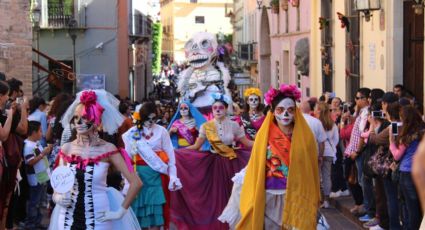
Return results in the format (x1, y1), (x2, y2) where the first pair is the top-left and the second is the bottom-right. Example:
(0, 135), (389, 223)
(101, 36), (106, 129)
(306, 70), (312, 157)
(167, 101), (209, 150)
(220, 84), (322, 230)
(49, 90), (142, 230)
(170, 93), (253, 230)
(238, 87), (265, 140)
(123, 102), (182, 230)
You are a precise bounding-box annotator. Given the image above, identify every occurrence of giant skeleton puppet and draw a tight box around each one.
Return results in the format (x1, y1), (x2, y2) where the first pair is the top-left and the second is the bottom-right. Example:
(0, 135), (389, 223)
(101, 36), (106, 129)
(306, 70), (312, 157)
(177, 32), (233, 114)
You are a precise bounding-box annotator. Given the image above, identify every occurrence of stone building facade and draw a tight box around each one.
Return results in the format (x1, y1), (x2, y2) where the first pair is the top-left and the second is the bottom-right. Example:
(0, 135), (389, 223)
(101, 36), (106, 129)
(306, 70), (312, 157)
(0, 0), (33, 96)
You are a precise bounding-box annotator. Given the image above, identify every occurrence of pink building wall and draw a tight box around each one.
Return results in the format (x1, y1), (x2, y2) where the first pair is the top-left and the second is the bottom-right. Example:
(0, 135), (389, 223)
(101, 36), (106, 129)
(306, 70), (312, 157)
(261, 0), (311, 99)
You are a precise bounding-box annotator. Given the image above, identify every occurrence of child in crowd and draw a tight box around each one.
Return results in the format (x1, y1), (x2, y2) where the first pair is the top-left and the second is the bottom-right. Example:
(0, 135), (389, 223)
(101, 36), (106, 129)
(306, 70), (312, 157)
(23, 121), (53, 229)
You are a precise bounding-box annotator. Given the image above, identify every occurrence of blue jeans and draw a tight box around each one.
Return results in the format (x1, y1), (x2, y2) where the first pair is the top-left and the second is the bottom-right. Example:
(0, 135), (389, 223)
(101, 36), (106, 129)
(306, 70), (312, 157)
(399, 172), (421, 230)
(383, 177), (401, 230)
(355, 154), (372, 213)
(362, 175), (375, 217)
(25, 183), (46, 228)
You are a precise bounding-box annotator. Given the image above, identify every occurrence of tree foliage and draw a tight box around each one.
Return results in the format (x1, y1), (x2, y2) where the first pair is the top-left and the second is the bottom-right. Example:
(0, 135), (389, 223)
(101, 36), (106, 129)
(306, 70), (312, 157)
(152, 22), (162, 75)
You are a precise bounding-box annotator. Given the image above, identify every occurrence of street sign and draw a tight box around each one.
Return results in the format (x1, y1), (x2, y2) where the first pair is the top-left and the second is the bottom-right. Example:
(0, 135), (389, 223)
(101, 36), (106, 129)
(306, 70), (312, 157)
(77, 74), (106, 91)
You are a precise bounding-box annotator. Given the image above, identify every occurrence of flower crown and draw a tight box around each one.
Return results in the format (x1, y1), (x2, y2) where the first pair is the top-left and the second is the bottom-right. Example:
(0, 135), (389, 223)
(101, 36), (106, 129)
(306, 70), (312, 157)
(264, 84), (302, 106)
(244, 87), (262, 98)
(79, 91), (104, 126)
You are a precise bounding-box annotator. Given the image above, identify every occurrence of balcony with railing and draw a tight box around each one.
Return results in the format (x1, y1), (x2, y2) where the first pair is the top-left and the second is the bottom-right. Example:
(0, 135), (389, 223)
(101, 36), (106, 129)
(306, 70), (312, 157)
(47, 2), (74, 27)
(34, 0), (86, 29)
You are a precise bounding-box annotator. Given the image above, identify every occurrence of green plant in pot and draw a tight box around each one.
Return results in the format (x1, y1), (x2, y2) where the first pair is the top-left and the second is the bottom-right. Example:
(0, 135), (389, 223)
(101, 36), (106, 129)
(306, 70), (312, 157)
(270, 0), (279, 14)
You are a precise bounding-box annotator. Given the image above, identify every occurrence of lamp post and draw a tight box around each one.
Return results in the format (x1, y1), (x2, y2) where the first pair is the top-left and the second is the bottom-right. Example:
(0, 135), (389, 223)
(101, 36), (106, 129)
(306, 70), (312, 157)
(68, 19), (78, 95)
(354, 0), (381, 22)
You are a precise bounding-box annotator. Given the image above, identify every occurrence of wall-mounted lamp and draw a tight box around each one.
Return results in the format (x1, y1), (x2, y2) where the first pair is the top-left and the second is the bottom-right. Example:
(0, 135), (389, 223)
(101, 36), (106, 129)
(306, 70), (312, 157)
(354, 0), (381, 22)
(413, 0), (425, 15)
(256, 0), (270, 10)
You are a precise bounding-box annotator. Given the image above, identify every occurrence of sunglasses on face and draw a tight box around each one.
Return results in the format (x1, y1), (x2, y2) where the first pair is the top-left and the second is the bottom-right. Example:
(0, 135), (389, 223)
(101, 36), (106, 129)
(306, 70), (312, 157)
(275, 107), (294, 115)
(212, 105), (225, 110)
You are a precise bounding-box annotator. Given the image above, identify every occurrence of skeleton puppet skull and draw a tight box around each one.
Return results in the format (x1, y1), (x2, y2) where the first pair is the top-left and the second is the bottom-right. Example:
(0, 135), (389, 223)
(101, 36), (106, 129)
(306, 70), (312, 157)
(184, 32), (218, 69)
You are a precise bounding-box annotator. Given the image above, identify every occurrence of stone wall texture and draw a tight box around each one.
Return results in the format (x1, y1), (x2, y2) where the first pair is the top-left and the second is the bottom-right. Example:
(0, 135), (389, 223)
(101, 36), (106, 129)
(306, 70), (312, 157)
(0, 0), (32, 96)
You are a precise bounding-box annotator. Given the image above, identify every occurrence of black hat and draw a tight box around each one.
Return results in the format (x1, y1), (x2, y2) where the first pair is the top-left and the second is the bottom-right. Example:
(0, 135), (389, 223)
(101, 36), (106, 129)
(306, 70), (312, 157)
(382, 92), (398, 103)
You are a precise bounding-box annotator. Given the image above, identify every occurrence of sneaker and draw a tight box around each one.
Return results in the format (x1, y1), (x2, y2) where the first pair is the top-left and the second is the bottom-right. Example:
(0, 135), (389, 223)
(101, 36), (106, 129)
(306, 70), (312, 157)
(359, 214), (373, 222)
(340, 189), (350, 196)
(329, 191), (341, 198)
(369, 224), (385, 230)
(363, 218), (379, 228)
(320, 200), (330, 209)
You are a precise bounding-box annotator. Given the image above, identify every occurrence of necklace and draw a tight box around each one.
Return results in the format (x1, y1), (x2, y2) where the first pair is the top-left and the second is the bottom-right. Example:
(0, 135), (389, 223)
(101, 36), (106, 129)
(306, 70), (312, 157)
(141, 128), (154, 140)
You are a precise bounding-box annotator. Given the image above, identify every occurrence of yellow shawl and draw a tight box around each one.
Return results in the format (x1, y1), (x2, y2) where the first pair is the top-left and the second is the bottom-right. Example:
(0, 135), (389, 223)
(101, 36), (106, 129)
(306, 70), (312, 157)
(237, 109), (320, 230)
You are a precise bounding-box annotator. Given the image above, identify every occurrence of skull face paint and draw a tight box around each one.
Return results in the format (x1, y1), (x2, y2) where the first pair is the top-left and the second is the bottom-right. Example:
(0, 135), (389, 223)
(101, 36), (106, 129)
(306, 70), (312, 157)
(144, 113), (157, 128)
(184, 32), (218, 69)
(72, 105), (94, 134)
(180, 104), (189, 117)
(72, 115), (94, 134)
(212, 102), (226, 119)
(247, 95), (260, 109)
(274, 98), (295, 126)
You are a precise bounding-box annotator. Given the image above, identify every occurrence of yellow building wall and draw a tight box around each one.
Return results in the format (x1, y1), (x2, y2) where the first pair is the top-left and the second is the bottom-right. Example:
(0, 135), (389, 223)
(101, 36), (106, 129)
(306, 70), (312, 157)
(333, 1), (347, 100)
(310, 0), (322, 98)
(360, 3), (388, 91)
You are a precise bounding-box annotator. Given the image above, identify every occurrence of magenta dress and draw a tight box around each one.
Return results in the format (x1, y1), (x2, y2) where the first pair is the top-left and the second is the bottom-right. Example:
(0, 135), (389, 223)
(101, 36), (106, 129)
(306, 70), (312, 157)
(170, 118), (251, 230)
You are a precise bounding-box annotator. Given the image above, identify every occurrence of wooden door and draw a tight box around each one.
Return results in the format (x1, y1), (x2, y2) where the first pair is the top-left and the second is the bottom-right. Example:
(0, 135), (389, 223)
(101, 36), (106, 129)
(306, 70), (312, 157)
(403, 1), (424, 103)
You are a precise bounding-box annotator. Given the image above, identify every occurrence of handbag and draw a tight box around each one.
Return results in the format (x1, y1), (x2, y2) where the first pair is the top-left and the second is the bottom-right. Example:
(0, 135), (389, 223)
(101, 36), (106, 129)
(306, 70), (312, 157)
(348, 163), (358, 185)
(368, 146), (394, 177)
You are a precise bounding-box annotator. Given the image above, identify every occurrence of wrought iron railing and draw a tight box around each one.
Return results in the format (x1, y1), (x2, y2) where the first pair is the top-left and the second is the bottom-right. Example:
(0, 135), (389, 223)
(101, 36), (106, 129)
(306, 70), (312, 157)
(48, 3), (74, 28)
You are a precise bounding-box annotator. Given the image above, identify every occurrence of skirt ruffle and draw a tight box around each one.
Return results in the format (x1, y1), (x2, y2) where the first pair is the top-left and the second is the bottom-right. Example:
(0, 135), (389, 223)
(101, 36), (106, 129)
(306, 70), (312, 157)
(132, 166), (166, 228)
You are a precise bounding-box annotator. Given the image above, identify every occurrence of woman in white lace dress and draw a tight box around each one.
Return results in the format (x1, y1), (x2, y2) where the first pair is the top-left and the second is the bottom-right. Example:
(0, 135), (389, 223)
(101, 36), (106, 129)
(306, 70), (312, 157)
(49, 90), (142, 230)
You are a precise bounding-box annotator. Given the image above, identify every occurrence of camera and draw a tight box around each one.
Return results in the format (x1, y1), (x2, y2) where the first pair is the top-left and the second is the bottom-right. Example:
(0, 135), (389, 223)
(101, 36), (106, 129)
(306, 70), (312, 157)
(372, 111), (384, 119)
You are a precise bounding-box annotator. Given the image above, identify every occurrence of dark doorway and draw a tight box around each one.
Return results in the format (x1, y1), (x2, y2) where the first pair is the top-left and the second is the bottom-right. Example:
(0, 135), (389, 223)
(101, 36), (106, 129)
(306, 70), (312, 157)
(48, 60), (73, 99)
(403, 1), (424, 103)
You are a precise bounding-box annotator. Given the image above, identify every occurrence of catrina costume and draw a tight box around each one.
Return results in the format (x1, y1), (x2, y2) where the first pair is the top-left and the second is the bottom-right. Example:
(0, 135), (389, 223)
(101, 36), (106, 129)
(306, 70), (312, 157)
(49, 90), (140, 230)
(167, 101), (210, 150)
(220, 85), (325, 230)
(170, 95), (251, 230)
(123, 107), (182, 229)
(238, 88), (265, 140)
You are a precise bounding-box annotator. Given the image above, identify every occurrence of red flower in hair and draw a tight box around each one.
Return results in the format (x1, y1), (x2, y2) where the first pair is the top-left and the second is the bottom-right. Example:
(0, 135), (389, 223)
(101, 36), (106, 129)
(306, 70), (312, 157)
(279, 84), (302, 101)
(265, 84), (302, 105)
(80, 91), (97, 106)
(264, 88), (279, 105)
